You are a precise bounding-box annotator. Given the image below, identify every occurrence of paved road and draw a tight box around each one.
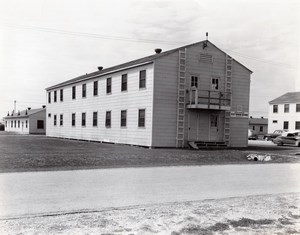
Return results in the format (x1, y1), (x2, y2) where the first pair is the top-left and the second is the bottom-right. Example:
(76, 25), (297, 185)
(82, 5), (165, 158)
(0, 164), (300, 219)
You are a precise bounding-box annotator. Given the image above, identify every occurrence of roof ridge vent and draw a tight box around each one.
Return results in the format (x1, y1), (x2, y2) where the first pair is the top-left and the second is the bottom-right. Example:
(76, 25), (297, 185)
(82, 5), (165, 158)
(155, 48), (162, 54)
(98, 66), (103, 71)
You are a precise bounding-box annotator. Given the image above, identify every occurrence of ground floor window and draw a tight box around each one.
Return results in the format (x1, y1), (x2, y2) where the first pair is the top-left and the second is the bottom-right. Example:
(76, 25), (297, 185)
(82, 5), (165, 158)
(121, 110), (127, 127)
(18, 120), (20, 128)
(106, 111), (111, 128)
(93, 112), (98, 127)
(54, 115), (57, 126)
(283, 121), (289, 130)
(82, 113), (86, 127)
(72, 113), (76, 127)
(37, 120), (44, 129)
(296, 121), (300, 130)
(60, 114), (63, 126)
(138, 109), (145, 127)
(26, 120), (28, 128)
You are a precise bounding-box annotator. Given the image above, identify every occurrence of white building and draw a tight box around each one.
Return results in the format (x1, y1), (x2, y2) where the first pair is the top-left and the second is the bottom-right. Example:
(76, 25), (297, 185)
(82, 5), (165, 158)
(268, 92), (300, 133)
(4, 107), (46, 134)
(46, 40), (252, 148)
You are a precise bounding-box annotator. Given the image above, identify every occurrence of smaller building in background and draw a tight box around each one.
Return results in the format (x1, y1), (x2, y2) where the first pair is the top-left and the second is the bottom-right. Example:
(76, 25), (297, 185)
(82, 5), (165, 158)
(268, 92), (300, 133)
(3, 106), (46, 134)
(249, 116), (268, 138)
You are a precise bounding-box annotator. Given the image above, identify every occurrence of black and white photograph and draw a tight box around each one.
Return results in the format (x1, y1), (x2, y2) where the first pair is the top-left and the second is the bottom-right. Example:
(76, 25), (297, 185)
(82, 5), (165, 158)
(0, 0), (300, 234)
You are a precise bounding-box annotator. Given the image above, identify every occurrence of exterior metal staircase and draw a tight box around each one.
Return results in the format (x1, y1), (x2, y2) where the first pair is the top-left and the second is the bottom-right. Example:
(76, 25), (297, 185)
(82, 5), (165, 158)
(176, 48), (187, 148)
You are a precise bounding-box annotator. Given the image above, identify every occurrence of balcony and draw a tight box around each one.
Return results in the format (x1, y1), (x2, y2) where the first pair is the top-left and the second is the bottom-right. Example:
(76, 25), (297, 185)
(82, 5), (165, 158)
(187, 88), (231, 110)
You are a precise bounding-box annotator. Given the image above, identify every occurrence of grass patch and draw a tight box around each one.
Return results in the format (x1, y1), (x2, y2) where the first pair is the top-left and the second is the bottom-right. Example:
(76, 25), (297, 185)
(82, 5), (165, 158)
(229, 217), (275, 228)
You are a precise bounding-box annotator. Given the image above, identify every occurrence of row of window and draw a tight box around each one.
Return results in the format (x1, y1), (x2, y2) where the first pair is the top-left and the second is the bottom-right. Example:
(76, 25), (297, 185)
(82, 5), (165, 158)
(273, 104), (300, 113)
(48, 70), (147, 103)
(52, 109), (146, 128)
(191, 76), (219, 90)
(5, 120), (44, 129)
(272, 120), (300, 130)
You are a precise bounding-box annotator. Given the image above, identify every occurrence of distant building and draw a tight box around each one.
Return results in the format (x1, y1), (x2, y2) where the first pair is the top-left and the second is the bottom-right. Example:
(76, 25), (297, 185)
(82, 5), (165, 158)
(249, 117), (268, 136)
(3, 107), (46, 134)
(46, 40), (252, 148)
(268, 92), (300, 132)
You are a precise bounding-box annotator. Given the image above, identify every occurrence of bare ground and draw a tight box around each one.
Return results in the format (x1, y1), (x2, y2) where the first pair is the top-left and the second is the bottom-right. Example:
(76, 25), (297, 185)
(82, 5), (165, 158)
(1, 193), (299, 234)
(0, 133), (300, 173)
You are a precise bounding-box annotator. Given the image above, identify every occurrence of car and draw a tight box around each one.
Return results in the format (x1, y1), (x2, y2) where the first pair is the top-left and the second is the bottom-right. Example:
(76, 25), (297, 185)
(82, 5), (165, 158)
(264, 130), (286, 141)
(273, 132), (300, 147)
(248, 129), (258, 140)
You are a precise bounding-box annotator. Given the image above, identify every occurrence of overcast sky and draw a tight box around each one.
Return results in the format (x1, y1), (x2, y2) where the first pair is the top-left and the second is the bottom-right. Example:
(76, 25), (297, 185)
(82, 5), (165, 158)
(0, 0), (299, 120)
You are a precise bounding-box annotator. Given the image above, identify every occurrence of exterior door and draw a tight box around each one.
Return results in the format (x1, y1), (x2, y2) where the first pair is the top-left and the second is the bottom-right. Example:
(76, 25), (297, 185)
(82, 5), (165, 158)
(209, 114), (219, 141)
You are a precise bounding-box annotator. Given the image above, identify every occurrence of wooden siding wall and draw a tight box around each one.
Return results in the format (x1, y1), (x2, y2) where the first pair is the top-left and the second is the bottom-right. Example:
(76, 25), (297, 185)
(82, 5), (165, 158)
(46, 64), (154, 146)
(230, 118), (248, 147)
(4, 117), (29, 134)
(29, 111), (46, 134)
(152, 52), (179, 147)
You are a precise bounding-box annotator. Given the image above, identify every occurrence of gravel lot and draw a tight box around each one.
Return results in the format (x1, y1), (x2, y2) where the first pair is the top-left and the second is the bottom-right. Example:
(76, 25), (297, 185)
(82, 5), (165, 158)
(0, 132), (300, 173)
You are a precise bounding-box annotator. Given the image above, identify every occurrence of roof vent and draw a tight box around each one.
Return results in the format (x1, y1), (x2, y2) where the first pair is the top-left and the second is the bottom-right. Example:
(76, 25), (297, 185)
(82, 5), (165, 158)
(98, 66), (103, 71)
(155, 48), (162, 54)
(28, 107), (31, 110)
(7, 111), (9, 116)
(261, 116), (264, 119)
(42, 105), (46, 108)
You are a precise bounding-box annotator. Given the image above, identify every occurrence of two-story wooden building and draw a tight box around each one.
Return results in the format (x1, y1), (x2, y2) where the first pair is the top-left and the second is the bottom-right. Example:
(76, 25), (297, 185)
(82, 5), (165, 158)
(46, 40), (252, 148)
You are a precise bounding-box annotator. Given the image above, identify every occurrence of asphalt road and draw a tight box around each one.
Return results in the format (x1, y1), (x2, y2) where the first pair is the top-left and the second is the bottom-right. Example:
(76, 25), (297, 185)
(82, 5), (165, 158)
(0, 164), (300, 219)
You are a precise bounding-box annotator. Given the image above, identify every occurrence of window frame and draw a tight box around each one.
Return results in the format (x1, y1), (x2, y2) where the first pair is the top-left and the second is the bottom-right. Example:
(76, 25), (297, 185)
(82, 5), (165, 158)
(82, 113), (86, 127)
(72, 113), (76, 127)
(211, 77), (219, 90)
(296, 104), (300, 112)
(296, 121), (300, 130)
(93, 81), (98, 96)
(121, 74), (128, 92)
(139, 70), (146, 89)
(37, 120), (44, 129)
(54, 115), (57, 126)
(72, 86), (76, 99)
(105, 111), (111, 128)
(54, 90), (57, 102)
(82, 84), (86, 98)
(93, 111), (98, 127)
(191, 76), (198, 88)
(60, 89), (63, 102)
(48, 92), (51, 104)
(60, 114), (63, 126)
(273, 105), (278, 113)
(283, 121), (289, 130)
(106, 77), (112, 94)
(138, 109), (146, 127)
(284, 104), (289, 113)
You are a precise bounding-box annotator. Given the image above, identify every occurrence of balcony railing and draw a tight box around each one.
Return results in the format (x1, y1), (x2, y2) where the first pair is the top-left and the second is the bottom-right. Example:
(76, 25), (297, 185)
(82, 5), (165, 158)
(187, 88), (231, 110)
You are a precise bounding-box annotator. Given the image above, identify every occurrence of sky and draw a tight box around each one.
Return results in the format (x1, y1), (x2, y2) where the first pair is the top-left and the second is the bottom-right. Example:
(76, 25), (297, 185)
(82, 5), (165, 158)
(0, 0), (299, 120)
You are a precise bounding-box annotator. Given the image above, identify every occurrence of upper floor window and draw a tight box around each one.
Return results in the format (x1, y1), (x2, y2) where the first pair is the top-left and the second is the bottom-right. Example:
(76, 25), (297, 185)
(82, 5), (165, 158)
(107, 78), (112, 94)
(82, 84), (86, 98)
(191, 76), (198, 88)
(211, 78), (219, 90)
(72, 113), (76, 127)
(138, 109), (145, 127)
(93, 81), (98, 96)
(296, 104), (300, 112)
(273, 120), (278, 123)
(273, 105), (278, 113)
(121, 110), (127, 127)
(139, 70), (146, 88)
(284, 104), (289, 113)
(60, 89), (63, 102)
(72, 86), (76, 99)
(54, 90), (57, 102)
(121, 74), (127, 91)
(259, 126), (263, 132)
(93, 112), (98, 127)
(60, 114), (63, 126)
(48, 92), (51, 104)
(105, 111), (111, 128)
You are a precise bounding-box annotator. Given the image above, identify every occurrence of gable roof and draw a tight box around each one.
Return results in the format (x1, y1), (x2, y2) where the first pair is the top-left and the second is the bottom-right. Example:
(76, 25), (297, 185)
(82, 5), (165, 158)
(4, 108), (46, 119)
(269, 92), (300, 104)
(46, 40), (252, 90)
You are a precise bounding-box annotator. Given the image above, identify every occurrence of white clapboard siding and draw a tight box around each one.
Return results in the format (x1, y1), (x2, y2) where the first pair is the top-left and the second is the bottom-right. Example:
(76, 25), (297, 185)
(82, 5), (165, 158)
(46, 64), (154, 146)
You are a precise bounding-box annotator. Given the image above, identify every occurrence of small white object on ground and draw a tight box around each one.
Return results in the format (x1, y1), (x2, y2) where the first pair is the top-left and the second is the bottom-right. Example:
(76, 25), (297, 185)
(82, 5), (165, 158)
(247, 154), (272, 161)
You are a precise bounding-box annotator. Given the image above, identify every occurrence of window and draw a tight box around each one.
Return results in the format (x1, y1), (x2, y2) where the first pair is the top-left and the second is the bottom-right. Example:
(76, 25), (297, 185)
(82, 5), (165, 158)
(273, 120), (278, 123)
(138, 109), (145, 127)
(273, 105), (278, 113)
(72, 86), (76, 99)
(82, 113), (86, 127)
(283, 121), (289, 130)
(60, 89), (63, 101)
(121, 110), (127, 127)
(18, 120), (20, 128)
(296, 104), (300, 112)
(106, 78), (111, 94)
(259, 126), (263, 132)
(14, 120), (16, 127)
(296, 121), (300, 130)
(284, 104), (289, 113)
(11, 121), (13, 127)
(60, 114), (63, 126)
(48, 92), (51, 104)
(54, 90), (57, 102)
(72, 113), (76, 127)
(191, 76), (198, 88)
(37, 120), (44, 129)
(211, 78), (219, 90)
(139, 70), (146, 88)
(252, 126), (255, 131)
(121, 74), (127, 91)
(82, 84), (86, 98)
(105, 111), (111, 127)
(5, 121), (7, 127)
(93, 112), (98, 127)
(25, 120), (28, 128)
(54, 115), (57, 126)
(93, 81), (98, 96)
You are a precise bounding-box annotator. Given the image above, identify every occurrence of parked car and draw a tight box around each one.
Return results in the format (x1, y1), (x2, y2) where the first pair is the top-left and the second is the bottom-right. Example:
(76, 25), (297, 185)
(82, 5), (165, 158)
(264, 130), (286, 141)
(273, 132), (300, 147)
(248, 129), (258, 140)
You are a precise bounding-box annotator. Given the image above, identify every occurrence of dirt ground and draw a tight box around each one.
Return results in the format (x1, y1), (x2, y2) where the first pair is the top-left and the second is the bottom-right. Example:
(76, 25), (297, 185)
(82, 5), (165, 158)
(0, 133), (300, 173)
(1, 192), (299, 235)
